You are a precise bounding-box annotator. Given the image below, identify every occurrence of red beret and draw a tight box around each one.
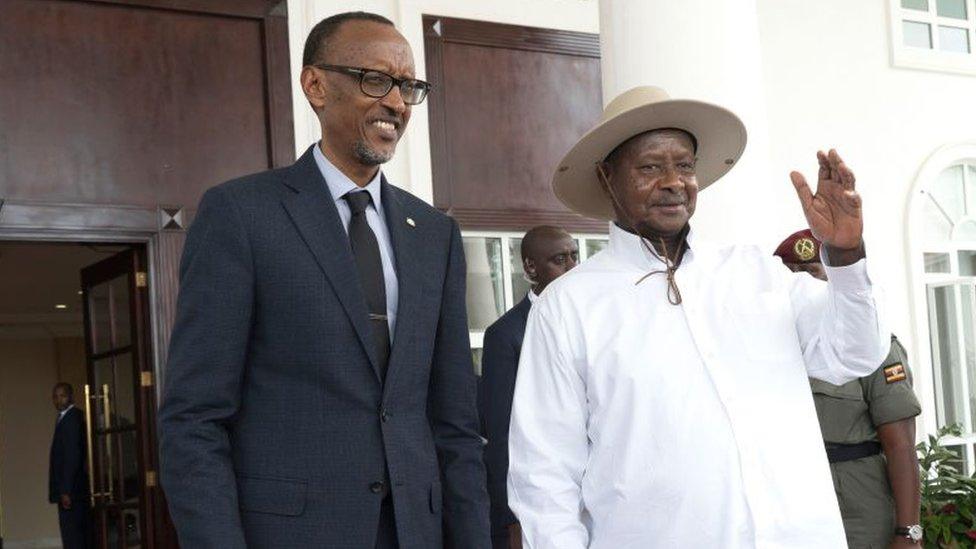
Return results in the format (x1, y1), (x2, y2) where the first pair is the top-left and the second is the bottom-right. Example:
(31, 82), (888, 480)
(774, 229), (822, 264)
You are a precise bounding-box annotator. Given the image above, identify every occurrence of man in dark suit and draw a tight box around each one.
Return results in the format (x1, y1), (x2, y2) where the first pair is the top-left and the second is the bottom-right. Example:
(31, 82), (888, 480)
(158, 11), (490, 549)
(49, 382), (91, 549)
(478, 226), (578, 549)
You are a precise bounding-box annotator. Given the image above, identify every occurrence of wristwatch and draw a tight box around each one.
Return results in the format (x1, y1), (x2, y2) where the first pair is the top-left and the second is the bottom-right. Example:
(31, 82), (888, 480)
(895, 525), (923, 543)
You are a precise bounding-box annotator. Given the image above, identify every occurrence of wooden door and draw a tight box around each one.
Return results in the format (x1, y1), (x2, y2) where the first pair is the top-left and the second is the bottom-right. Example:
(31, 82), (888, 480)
(81, 248), (171, 548)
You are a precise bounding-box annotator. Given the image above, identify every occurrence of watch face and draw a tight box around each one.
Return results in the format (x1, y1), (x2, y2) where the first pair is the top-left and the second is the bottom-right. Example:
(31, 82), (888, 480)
(908, 524), (923, 541)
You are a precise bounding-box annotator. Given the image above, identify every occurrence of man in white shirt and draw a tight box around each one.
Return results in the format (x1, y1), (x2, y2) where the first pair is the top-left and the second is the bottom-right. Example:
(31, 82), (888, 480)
(507, 86), (887, 548)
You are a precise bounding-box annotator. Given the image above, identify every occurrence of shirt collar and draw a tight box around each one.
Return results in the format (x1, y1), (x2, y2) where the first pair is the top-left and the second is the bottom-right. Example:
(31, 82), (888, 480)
(527, 289), (540, 304)
(313, 143), (384, 209)
(606, 222), (698, 271)
(59, 403), (74, 420)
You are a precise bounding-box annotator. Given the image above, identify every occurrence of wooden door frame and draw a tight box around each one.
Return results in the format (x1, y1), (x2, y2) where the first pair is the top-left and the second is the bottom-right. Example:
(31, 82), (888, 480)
(0, 228), (171, 399)
(0, 228), (175, 546)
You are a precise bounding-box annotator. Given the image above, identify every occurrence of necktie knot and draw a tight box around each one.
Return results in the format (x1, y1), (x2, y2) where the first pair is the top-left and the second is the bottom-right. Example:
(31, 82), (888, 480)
(344, 190), (372, 216)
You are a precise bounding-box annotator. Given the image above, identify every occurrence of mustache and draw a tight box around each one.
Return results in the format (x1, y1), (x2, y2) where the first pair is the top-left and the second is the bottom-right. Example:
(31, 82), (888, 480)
(649, 196), (688, 207)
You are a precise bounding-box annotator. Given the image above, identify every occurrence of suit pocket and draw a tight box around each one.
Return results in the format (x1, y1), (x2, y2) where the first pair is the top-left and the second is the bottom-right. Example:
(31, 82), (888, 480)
(237, 474), (307, 516)
(429, 481), (442, 514)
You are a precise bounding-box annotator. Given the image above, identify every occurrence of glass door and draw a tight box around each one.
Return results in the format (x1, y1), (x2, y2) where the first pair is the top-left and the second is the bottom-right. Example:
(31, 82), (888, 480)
(80, 248), (164, 548)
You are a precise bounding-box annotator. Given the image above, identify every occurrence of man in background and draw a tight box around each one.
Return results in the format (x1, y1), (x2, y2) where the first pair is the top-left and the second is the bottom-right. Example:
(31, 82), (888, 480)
(49, 382), (91, 549)
(478, 225), (578, 549)
(776, 229), (923, 548)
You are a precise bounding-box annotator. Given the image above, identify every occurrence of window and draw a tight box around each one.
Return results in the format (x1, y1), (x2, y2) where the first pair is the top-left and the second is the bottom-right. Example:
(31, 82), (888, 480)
(890, 0), (976, 75)
(464, 231), (608, 374)
(917, 160), (976, 472)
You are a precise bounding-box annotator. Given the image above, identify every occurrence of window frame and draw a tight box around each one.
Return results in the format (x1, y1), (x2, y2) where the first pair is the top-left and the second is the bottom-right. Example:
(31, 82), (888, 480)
(888, 0), (976, 75)
(908, 143), (976, 473)
(925, 280), (976, 450)
(462, 229), (608, 353)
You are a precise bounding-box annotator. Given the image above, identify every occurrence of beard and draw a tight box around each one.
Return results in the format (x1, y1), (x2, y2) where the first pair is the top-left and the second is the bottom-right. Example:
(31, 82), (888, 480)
(353, 139), (394, 166)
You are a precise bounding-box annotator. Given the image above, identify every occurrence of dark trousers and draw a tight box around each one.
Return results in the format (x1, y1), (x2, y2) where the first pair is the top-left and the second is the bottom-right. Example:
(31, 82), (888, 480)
(57, 497), (92, 549)
(374, 495), (399, 549)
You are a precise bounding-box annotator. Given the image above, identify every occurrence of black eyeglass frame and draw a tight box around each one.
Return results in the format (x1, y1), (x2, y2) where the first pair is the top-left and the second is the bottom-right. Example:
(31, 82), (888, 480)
(313, 63), (432, 105)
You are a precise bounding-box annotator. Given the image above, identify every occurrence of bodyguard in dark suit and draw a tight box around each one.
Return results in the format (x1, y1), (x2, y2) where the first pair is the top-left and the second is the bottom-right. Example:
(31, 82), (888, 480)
(158, 12), (490, 549)
(478, 227), (578, 549)
(49, 382), (91, 549)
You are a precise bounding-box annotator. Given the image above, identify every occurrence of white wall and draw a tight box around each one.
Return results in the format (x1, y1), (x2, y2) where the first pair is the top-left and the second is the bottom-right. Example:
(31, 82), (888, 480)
(754, 0), (976, 433)
(0, 335), (87, 545)
(287, 0), (599, 202)
(599, 0), (779, 254)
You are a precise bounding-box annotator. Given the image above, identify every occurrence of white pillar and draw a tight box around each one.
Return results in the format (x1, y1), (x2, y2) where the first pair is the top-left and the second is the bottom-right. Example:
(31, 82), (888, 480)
(599, 0), (792, 248)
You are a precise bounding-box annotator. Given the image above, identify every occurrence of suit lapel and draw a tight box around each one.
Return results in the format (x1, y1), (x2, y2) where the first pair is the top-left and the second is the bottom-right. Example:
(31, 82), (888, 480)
(381, 178), (423, 390)
(280, 148), (383, 381)
(516, 295), (532, 324)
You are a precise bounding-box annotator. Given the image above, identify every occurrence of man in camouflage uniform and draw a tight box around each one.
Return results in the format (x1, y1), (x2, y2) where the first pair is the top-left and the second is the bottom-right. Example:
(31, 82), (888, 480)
(776, 229), (923, 548)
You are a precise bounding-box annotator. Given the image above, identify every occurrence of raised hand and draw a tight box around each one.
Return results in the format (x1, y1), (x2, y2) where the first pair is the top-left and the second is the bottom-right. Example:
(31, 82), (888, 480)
(790, 149), (864, 251)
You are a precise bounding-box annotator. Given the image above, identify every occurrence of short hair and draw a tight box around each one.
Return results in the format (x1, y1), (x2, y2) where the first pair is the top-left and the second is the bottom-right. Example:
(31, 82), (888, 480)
(521, 225), (573, 262)
(302, 11), (396, 66)
(53, 382), (74, 397)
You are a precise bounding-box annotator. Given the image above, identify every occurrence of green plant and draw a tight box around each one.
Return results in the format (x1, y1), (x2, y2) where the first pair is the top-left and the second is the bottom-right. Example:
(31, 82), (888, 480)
(919, 424), (976, 548)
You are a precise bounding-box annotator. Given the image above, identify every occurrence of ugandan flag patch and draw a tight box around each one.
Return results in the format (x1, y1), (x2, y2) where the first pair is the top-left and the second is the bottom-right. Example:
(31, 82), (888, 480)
(884, 363), (907, 384)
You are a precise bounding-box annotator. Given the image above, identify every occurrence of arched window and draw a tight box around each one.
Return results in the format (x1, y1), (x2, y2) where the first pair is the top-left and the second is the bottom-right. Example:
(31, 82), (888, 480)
(911, 147), (976, 471)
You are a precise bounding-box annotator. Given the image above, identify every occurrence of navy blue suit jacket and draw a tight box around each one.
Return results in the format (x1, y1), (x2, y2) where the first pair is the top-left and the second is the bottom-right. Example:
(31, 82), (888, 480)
(49, 407), (89, 503)
(477, 295), (532, 537)
(159, 147), (490, 548)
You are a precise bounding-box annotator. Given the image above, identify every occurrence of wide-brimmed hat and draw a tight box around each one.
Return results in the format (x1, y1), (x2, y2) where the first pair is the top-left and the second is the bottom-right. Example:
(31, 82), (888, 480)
(552, 86), (748, 220)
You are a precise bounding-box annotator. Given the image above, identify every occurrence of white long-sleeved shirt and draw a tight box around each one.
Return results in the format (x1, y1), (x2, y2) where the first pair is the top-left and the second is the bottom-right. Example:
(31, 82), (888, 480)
(507, 224), (887, 549)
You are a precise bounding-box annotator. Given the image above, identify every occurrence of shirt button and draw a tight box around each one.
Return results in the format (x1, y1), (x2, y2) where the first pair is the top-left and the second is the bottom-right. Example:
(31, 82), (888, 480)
(381, 409), (391, 422)
(370, 481), (385, 494)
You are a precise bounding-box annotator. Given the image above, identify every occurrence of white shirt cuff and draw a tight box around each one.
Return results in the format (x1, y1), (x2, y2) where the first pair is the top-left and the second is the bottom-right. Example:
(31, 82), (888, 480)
(824, 257), (872, 292)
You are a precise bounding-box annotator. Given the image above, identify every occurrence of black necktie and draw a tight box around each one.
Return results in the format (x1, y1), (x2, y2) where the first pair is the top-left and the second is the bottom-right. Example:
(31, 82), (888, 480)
(344, 191), (391, 380)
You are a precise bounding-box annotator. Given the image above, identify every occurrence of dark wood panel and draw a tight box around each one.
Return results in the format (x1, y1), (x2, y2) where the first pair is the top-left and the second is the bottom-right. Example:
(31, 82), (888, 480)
(0, 0), (294, 210)
(440, 43), (602, 213)
(424, 16), (604, 233)
(80, 0), (279, 18)
(425, 14), (601, 58)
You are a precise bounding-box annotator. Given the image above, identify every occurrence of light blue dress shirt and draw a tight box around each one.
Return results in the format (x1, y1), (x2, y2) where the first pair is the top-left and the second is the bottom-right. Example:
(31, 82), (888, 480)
(313, 144), (399, 339)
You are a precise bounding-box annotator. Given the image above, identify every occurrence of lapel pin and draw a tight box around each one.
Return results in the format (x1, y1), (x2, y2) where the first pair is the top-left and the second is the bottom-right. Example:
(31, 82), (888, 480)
(406, 217), (416, 227)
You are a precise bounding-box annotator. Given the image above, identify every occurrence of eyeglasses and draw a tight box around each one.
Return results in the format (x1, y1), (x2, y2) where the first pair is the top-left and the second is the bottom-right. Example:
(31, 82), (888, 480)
(314, 63), (432, 105)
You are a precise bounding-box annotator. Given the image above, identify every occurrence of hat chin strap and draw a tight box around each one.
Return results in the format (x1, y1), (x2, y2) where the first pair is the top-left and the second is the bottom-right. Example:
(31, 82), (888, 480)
(596, 163), (685, 306)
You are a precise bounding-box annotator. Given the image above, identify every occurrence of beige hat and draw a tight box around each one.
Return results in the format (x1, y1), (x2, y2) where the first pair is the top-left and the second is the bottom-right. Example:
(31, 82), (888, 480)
(553, 86), (748, 220)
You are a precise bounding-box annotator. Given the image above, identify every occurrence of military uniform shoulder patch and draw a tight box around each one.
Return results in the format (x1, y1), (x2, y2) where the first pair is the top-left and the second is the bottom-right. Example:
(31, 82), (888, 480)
(884, 363), (907, 384)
